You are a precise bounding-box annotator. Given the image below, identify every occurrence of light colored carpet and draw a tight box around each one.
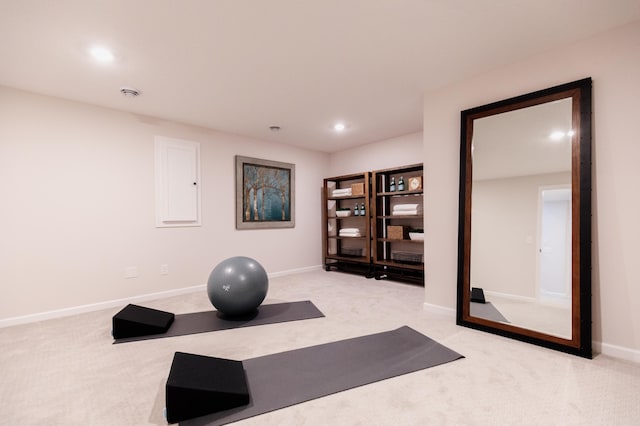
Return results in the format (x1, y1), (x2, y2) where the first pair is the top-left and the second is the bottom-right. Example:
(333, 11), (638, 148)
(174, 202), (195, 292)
(2, 270), (640, 425)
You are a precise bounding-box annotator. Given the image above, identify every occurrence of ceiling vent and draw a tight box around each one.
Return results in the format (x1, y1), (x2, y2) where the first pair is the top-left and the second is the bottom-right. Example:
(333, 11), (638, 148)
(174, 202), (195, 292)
(120, 87), (140, 97)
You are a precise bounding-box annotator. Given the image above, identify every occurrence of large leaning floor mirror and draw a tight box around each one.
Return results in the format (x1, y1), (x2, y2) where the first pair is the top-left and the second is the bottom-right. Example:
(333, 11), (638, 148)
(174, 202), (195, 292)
(456, 78), (592, 358)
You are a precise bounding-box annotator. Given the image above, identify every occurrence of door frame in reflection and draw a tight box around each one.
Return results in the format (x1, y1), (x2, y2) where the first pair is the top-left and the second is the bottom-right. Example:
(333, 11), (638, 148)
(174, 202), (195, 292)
(537, 185), (572, 308)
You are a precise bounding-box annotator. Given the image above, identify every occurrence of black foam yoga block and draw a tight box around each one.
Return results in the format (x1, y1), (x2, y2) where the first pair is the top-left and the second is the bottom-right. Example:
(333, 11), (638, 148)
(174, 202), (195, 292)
(166, 352), (250, 424)
(471, 287), (486, 304)
(112, 304), (175, 339)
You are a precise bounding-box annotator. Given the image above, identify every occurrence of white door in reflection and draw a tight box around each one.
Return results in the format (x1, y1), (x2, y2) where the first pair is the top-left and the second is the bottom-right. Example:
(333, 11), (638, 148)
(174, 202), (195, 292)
(538, 187), (571, 306)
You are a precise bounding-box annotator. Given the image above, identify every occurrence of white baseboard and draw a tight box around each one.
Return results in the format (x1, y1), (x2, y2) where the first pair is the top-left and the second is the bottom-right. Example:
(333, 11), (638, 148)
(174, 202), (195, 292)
(425, 302), (640, 364)
(268, 264), (322, 278)
(0, 284), (205, 328)
(484, 289), (536, 303)
(0, 265), (323, 328)
(423, 302), (456, 317)
(593, 341), (640, 364)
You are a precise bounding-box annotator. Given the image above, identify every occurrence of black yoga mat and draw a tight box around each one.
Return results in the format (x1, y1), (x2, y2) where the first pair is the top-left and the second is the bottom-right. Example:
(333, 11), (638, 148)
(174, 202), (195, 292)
(114, 301), (324, 344)
(470, 301), (509, 323)
(181, 326), (464, 425)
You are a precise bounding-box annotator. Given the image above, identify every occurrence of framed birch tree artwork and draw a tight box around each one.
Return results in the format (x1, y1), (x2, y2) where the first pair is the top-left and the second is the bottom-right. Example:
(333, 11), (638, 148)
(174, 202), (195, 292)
(235, 156), (295, 229)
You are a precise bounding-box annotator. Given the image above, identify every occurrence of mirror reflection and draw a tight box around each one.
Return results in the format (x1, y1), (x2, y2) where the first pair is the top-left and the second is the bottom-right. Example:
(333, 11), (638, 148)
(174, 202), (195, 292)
(469, 98), (573, 338)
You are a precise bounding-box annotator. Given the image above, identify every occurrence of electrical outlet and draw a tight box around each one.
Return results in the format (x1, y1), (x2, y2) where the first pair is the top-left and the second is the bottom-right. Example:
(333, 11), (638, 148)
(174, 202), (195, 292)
(124, 266), (138, 279)
(160, 264), (169, 275)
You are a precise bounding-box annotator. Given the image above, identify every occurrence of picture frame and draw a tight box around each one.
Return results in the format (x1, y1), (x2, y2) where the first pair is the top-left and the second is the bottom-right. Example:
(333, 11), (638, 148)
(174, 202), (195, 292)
(235, 155), (295, 229)
(408, 176), (422, 191)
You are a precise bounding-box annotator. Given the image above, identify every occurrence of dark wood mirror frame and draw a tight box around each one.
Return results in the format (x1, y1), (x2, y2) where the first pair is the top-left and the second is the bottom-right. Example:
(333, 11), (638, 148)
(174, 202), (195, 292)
(456, 78), (592, 358)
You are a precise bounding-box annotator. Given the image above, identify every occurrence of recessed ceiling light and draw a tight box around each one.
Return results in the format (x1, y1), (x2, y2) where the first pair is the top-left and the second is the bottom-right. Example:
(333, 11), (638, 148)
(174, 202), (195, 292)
(549, 129), (575, 141)
(90, 46), (114, 63)
(269, 125), (281, 132)
(549, 130), (565, 140)
(333, 123), (346, 132)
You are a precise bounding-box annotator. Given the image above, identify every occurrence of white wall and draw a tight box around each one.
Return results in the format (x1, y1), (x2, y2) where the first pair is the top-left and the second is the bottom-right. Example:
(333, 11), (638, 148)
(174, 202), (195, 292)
(471, 172), (570, 298)
(328, 132), (423, 177)
(423, 21), (640, 357)
(0, 87), (329, 320)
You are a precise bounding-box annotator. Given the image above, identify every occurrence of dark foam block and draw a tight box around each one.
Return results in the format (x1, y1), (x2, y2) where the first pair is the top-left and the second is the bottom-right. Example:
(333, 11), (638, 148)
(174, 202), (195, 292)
(181, 326), (464, 425)
(114, 301), (324, 344)
(166, 352), (250, 424)
(471, 287), (486, 303)
(112, 304), (175, 339)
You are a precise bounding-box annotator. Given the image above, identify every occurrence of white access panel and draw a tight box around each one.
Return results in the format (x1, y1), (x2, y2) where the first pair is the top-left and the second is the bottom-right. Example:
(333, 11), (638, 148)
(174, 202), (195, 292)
(155, 136), (201, 227)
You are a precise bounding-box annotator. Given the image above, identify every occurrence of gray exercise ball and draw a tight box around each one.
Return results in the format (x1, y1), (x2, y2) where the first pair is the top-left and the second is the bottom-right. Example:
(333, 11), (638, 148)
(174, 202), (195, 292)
(207, 256), (269, 316)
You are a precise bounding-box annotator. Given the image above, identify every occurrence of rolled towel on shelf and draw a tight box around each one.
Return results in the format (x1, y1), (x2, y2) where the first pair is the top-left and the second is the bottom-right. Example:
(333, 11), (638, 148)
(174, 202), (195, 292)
(339, 228), (360, 233)
(339, 227), (362, 237)
(392, 203), (421, 211)
(332, 188), (352, 197)
(392, 210), (420, 216)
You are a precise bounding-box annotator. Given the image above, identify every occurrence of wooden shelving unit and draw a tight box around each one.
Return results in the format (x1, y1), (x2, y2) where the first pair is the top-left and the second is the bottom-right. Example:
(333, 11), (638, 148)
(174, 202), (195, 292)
(322, 172), (373, 277)
(371, 164), (424, 284)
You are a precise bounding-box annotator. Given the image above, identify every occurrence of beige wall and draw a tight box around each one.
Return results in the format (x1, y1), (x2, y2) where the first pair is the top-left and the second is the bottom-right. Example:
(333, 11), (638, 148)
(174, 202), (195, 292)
(423, 21), (640, 357)
(0, 87), (329, 320)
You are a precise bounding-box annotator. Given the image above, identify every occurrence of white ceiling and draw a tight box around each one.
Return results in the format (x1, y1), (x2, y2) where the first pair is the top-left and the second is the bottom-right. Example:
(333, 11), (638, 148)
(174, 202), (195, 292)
(1, 1), (639, 153)
(473, 98), (573, 181)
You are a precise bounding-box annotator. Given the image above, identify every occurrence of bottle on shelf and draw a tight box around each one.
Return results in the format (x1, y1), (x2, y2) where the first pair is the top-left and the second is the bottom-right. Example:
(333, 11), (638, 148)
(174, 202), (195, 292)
(389, 176), (396, 192)
(398, 176), (405, 191)
(360, 202), (366, 217)
(354, 203), (359, 216)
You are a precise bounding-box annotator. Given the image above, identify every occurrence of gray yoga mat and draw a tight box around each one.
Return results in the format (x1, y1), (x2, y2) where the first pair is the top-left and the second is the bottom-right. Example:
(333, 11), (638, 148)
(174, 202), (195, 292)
(181, 326), (464, 425)
(114, 301), (324, 344)
(470, 301), (509, 323)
